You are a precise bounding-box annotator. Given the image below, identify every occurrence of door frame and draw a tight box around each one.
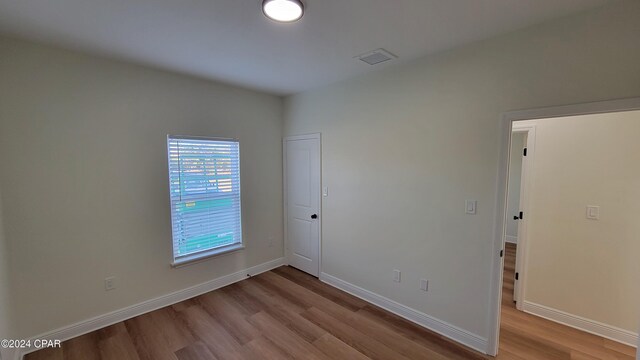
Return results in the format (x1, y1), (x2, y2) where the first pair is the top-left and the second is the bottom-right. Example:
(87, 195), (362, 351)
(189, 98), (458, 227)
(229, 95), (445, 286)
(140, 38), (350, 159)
(283, 133), (322, 276)
(510, 123), (535, 308)
(486, 97), (640, 356)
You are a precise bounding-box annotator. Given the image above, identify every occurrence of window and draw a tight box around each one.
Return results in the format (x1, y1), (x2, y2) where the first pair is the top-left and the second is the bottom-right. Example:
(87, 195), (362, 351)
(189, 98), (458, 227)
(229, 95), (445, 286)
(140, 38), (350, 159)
(167, 136), (242, 266)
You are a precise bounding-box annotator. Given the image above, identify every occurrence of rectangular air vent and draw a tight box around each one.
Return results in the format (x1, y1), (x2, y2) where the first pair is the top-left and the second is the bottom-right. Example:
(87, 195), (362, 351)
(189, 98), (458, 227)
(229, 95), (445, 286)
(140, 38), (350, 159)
(356, 48), (397, 65)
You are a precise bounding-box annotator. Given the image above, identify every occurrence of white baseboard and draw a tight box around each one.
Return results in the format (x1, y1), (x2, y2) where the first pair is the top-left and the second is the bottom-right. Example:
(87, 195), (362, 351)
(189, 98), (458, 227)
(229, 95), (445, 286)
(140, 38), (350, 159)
(523, 301), (638, 347)
(504, 235), (518, 244)
(17, 257), (285, 360)
(319, 272), (488, 354)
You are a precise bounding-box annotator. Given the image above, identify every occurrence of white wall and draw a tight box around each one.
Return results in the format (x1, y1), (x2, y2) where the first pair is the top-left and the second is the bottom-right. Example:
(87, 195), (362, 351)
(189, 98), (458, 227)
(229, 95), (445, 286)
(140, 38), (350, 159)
(0, 36), (284, 339)
(284, 0), (640, 343)
(0, 187), (11, 359)
(505, 133), (526, 242)
(521, 111), (640, 333)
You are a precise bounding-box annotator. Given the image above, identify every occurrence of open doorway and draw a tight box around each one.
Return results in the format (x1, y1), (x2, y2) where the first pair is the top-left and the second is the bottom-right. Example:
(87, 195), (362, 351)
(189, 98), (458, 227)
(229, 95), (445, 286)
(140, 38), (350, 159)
(489, 98), (640, 359)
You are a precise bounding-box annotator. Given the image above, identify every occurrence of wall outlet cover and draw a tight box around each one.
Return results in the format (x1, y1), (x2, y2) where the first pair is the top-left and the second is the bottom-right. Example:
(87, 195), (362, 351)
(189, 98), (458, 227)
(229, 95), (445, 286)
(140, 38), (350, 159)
(104, 277), (116, 291)
(393, 269), (401, 283)
(420, 279), (429, 291)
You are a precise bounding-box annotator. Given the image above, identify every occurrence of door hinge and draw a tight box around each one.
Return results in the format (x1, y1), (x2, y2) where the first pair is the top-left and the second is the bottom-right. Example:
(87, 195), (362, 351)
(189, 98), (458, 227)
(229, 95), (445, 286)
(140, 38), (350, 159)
(500, 250), (504, 258)
(515, 272), (519, 280)
(523, 148), (527, 156)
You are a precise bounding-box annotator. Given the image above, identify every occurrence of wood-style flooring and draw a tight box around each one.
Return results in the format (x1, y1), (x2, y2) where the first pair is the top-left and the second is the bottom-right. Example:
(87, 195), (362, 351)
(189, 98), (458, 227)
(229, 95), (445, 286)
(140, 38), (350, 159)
(26, 249), (636, 359)
(25, 266), (486, 360)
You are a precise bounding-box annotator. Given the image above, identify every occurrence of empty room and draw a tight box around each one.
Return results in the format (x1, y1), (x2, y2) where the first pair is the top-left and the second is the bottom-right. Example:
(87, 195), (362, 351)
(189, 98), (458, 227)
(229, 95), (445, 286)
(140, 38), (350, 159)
(0, 1), (639, 359)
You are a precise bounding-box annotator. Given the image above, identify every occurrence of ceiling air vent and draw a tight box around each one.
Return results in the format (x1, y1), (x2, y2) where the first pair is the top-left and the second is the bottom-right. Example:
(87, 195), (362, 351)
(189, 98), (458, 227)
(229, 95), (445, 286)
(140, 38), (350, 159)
(356, 48), (397, 65)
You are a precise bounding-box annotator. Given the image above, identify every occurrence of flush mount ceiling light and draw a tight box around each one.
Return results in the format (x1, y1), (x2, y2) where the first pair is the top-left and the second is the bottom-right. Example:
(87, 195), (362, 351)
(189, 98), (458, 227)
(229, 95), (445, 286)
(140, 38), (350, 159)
(262, 0), (304, 23)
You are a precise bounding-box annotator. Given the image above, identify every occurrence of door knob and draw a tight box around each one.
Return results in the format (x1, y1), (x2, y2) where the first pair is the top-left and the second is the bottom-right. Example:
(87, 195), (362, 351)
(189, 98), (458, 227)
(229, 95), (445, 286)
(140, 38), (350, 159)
(311, 214), (318, 219)
(513, 216), (519, 220)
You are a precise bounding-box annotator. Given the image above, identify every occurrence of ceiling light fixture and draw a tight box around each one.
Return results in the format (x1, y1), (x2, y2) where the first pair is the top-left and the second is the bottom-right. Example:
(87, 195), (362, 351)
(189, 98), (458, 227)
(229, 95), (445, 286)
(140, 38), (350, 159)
(262, 0), (304, 23)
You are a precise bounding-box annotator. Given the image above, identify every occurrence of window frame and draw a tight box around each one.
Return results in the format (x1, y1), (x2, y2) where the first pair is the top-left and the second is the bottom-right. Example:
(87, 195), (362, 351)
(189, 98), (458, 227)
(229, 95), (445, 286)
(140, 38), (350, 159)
(166, 135), (244, 267)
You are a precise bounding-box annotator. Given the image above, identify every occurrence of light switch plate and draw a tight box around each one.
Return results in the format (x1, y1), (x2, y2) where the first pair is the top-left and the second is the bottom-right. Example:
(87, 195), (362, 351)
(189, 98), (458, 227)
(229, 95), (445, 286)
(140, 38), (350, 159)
(420, 279), (429, 292)
(393, 269), (401, 283)
(586, 205), (600, 220)
(465, 200), (477, 215)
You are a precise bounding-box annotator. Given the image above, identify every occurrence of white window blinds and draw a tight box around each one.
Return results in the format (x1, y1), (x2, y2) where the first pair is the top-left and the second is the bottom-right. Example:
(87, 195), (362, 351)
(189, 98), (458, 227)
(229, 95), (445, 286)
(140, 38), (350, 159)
(167, 136), (242, 265)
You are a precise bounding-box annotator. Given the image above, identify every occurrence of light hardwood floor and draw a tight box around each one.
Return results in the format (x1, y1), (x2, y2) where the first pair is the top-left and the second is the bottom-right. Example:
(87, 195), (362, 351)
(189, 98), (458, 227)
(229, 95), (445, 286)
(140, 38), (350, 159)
(26, 250), (636, 359)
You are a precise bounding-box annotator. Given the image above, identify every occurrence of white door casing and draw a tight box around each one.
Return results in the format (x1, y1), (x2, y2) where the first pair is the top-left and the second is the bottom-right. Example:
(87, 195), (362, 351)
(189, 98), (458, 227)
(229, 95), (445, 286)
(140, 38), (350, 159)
(284, 134), (321, 277)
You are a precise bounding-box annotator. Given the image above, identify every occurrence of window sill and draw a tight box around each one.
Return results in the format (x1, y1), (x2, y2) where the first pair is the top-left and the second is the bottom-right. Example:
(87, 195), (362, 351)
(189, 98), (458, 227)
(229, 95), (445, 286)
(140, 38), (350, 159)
(171, 243), (245, 268)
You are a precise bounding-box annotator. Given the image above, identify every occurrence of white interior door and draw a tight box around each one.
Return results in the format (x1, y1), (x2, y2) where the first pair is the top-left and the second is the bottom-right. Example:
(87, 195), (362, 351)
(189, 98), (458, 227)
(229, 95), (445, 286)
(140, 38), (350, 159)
(284, 134), (320, 277)
(513, 133), (527, 304)
(512, 125), (535, 309)
(509, 132), (527, 304)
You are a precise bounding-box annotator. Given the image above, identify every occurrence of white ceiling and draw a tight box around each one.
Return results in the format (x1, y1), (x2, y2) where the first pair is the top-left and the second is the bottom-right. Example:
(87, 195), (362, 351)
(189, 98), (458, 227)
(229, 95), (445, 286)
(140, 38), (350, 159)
(0, 0), (612, 95)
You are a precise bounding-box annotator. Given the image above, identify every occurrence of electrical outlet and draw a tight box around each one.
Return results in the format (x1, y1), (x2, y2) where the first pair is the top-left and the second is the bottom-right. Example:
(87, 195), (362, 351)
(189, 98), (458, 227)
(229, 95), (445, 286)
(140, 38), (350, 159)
(104, 277), (116, 291)
(420, 279), (429, 292)
(393, 269), (401, 283)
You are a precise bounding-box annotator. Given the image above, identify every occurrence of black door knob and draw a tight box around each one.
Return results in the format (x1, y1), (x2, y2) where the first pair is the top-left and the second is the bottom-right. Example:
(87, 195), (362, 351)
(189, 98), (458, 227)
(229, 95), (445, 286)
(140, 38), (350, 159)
(311, 214), (318, 219)
(513, 216), (519, 220)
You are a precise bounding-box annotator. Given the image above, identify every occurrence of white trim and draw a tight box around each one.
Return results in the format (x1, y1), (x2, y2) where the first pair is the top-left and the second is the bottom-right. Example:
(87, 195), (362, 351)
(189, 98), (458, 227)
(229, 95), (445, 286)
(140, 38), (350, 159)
(522, 301), (638, 348)
(320, 272), (488, 354)
(282, 137), (288, 268)
(283, 133), (321, 142)
(167, 134), (239, 142)
(17, 257), (285, 359)
(318, 135), (323, 277)
(504, 235), (517, 244)
(171, 244), (245, 268)
(283, 133), (322, 277)
(502, 97), (640, 121)
(486, 116), (508, 356)
(487, 97), (640, 356)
